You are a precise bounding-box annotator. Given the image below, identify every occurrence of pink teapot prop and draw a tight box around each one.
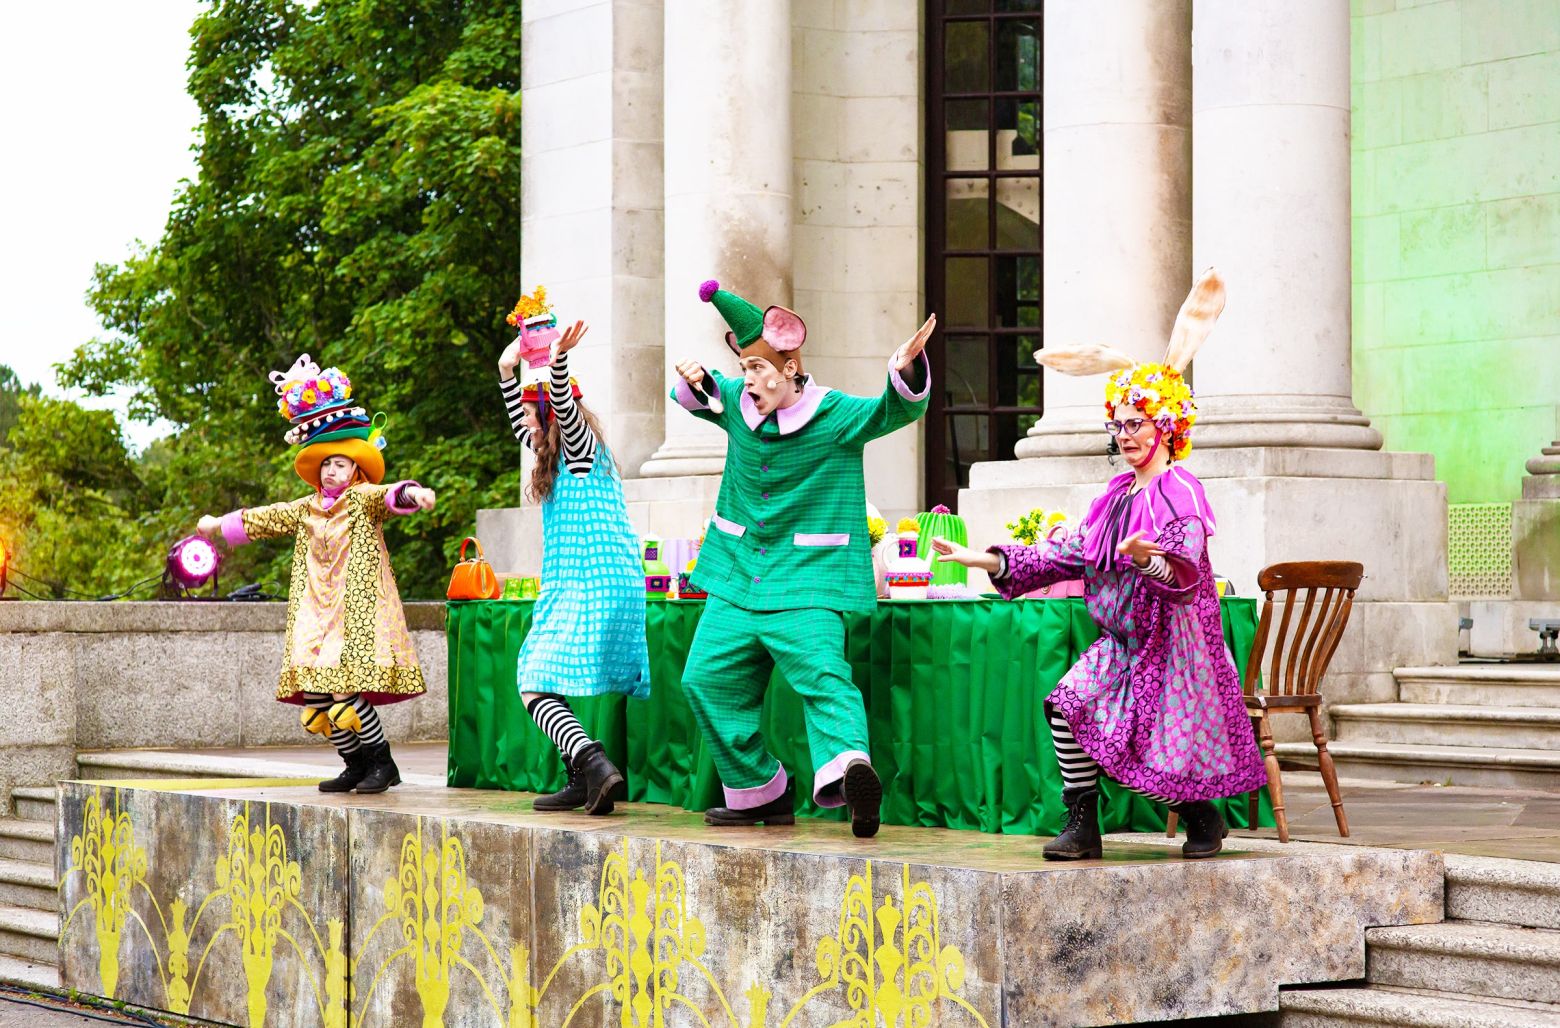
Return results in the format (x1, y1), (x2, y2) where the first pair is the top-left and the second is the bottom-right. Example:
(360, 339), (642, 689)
(515, 315), (561, 369)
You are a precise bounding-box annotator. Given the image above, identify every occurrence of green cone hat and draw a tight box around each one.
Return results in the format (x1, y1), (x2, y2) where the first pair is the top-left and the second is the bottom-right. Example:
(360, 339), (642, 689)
(698, 279), (764, 349)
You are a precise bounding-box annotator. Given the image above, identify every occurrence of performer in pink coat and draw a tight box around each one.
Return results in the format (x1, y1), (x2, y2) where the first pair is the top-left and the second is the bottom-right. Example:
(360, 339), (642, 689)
(933, 270), (1267, 859)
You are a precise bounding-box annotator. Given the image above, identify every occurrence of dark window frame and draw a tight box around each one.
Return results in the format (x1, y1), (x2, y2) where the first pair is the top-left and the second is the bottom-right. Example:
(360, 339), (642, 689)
(925, 1), (1044, 512)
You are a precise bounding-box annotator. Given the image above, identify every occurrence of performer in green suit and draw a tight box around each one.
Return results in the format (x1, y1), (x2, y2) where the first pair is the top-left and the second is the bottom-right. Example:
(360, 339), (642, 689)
(671, 278), (935, 838)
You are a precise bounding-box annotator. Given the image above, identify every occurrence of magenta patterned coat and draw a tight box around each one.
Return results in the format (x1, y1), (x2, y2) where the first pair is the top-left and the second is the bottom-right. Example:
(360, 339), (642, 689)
(990, 469), (1268, 803)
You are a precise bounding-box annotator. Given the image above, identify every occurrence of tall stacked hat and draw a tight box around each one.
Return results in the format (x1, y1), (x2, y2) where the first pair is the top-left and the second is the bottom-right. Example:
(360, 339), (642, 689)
(1035, 268), (1227, 462)
(698, 279), (807, 373)
(506, 284), (582, 420)
(270, 355), (386, 486)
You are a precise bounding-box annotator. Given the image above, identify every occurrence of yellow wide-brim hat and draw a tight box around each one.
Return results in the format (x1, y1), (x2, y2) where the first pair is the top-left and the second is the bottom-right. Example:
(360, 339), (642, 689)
(294, 431), (385, 486)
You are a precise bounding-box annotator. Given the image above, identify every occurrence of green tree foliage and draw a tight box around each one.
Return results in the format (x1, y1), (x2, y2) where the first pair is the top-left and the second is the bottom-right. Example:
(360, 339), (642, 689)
(0, 366), (40, 445)
(57, 0), (523, 597)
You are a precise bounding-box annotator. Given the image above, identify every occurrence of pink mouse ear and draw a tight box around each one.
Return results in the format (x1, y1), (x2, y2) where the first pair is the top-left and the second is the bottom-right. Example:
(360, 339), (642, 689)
(724, 330), (743, 356)
(761, 306), (806, 352)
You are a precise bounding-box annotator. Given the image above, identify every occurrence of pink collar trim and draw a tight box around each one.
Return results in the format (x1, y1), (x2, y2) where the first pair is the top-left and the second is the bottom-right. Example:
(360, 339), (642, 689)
(739, 376), (833, 434)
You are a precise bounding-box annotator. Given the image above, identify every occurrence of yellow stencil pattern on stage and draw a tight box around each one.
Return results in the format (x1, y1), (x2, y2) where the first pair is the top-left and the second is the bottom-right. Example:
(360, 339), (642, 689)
(213, 803), (302, 1026)
(783, 862), (986, 1028)
(61, 788), (990, 1027)
(356, 816), (536, 1027)
(61, 788), (350, 1026)
(64, 787), (145, 998)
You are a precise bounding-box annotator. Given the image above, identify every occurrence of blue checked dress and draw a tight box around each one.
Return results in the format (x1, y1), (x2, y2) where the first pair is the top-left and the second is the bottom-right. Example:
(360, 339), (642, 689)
(501, 359), (650, 700)
(517, 449), (650, 698)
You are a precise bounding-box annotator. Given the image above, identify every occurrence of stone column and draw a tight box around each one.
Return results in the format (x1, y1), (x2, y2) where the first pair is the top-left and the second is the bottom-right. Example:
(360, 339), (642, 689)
(639, 0), (794, 477)
(1514, 420), (1560, 600)
(1016, 0), (1191, 459)
(960, 0), (1456, 722)
(475, 0), (665, 575)
(1188, 0), (1380, 450)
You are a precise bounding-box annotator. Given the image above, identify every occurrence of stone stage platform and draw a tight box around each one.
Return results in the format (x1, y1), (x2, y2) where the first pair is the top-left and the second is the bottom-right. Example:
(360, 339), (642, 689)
(54, 779), (1444, 1028)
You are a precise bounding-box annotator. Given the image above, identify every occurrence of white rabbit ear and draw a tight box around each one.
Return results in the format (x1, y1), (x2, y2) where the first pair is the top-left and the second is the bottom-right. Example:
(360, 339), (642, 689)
(1163, 268), (1226, 373)
(1034, 343), (1138, 377)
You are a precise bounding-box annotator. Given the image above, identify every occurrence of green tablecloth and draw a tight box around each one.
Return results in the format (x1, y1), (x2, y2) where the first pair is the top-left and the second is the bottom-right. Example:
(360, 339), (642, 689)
(446, 597), (1273, 835)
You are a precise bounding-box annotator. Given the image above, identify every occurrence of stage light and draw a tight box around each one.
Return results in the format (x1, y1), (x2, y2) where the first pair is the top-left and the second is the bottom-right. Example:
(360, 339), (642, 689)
(166, 535), (221, 593)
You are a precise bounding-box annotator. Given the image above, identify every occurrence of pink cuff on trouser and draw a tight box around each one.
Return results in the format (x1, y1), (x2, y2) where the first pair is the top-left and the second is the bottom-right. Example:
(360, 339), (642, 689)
(811, 749), (872, 808)
(220, 510), (249, 547)
(722, 761), (788, 810)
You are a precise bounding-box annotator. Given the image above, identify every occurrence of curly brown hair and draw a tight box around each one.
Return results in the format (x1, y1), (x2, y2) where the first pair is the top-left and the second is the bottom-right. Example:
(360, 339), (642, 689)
(525, 399), (613, 504)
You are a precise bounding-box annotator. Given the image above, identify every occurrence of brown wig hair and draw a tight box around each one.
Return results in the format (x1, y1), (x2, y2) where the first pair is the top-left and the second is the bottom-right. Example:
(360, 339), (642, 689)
(525, 399), (614, 504)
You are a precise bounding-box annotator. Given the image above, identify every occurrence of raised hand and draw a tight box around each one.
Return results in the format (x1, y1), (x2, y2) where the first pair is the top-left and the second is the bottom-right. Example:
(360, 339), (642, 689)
(929, 535), (999, 573)
(406, 486), (437, 512)
(891, 313), (937, 371)
(675, 359), (707, 388)
(675, 359), (724, 413)
(552, 320), (588, 364)
(1116, 530), (1166, 567)
(196, 515), (221, 540)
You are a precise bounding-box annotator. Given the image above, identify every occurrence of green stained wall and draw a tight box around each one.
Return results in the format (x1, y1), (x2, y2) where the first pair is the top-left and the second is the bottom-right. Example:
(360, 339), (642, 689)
(1351, 0), (1560, 503)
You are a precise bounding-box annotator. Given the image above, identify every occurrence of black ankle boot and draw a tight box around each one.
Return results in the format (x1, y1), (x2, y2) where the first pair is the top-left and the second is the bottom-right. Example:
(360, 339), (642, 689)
(704, 780), (796, 827)
(533, 751), (587, 812)
(1173, 801), (1227, 859)
(574, 742), (626, 816)
(1043, 787), (1103, 860)
(318, 748), (371, 793)
(354, 742), (401, 795)
(843, 759), (883, 839)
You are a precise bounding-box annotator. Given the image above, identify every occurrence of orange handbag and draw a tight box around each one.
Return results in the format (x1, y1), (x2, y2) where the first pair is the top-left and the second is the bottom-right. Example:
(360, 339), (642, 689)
(447, 537), (502, 600)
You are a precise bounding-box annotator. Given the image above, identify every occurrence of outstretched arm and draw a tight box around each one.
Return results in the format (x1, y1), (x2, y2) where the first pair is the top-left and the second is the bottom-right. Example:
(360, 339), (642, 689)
(832, 315), (935, 446)
(933, 530), (1089, 599)
(197, 498), (307, 547)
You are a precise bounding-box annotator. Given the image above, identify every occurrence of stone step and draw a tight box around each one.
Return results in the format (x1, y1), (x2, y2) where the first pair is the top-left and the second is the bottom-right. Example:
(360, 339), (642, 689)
(1280, 985), (1560, 1027)
(0, 821), (53, 866)
(1331, 703), (1560, 750)
(0, 859), (55, 914)
(1445, 855), (1560, 930)
(1275, 740), (1560, 790)
(1396, 665), (1560, 708)
(1366, 921), (1560, 1005)
(11, 787), (56, 824)
(74, 748), (443, 787)
(0, 951), (60, 991)
(0, 905), (57, 965)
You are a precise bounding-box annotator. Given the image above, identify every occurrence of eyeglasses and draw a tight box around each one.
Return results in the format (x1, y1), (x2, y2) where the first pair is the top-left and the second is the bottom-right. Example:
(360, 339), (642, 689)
(1105, 418), (1152, 437)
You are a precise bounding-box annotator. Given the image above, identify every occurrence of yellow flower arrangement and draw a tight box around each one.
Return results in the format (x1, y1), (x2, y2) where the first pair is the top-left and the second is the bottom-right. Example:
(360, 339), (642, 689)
(1104, 361), (1197, 461)
(895, 516), (920, 534)
(1008, 508), (1070, 546)
(506, 285), (553, 327)
(866, 515), (887, 546)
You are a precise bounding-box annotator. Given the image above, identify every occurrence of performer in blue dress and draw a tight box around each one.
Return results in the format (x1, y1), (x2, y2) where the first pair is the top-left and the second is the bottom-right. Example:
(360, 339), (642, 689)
(498, 291), (651, 815)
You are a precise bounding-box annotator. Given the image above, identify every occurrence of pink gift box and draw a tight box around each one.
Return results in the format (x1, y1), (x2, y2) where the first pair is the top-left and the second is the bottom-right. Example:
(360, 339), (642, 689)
(1018, 524), (1084, 598)
(1026, 579), (1085, 599)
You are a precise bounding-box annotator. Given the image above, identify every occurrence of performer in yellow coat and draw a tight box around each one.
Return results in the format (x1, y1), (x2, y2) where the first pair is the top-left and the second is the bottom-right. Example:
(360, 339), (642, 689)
(197, 355), (434, 795)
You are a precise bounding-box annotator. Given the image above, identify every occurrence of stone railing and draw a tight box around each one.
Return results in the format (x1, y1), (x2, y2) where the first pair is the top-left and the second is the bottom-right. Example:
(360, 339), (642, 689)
(0, 601), (447, 806)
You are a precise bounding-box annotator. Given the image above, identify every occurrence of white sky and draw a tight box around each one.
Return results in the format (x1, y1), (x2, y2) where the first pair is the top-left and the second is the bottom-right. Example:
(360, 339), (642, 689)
(0, 1), (206, 448)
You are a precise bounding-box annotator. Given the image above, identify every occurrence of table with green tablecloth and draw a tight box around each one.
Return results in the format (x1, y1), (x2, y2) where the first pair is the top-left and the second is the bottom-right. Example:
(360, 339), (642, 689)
(446, 597), (1273, 835)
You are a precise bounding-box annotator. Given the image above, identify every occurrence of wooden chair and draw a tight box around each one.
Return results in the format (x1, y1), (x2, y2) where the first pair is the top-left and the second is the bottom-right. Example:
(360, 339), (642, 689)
(1167, 561), (1363, 843)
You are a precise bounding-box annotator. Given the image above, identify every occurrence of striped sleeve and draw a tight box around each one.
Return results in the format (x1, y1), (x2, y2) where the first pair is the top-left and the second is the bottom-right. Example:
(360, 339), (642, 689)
(499, 376), (532, 450)
(1140, 554), (1177, 584)
(548, 353), (597, 475)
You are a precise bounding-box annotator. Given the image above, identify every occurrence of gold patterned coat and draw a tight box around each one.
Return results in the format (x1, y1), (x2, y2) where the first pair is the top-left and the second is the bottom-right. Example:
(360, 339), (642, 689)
(220, 482), (426, 704)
